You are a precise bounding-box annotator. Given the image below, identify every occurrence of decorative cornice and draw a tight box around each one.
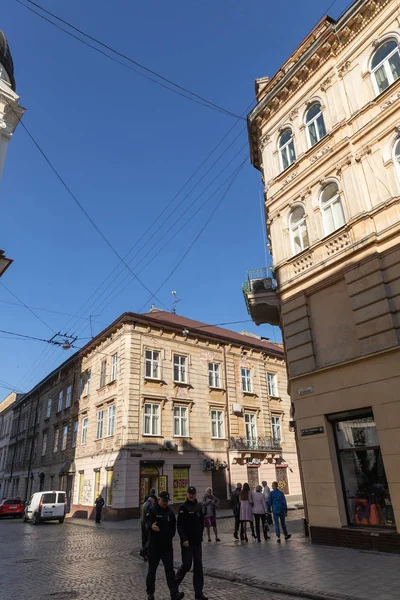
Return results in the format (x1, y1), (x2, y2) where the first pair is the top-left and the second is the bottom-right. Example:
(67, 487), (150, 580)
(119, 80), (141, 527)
(321, 76), (332, 92)
(310, 145), (332, 164)
(381, 90), (400, 111)
(282, 170), (299, 187)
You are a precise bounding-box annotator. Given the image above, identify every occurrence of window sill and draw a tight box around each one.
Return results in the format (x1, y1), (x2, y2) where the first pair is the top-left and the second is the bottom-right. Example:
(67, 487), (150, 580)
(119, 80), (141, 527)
(107, 379), (117, 386)
(104, 434), (114, 439)
(269, 396), (281, 401)
(44, 416), (50, 422)
(143, 434), (163, 438)
(64, 405), (71, 410)
(209, 386), (225, 392)
(173, 435), (192, 439)
(211, 437), (227, 441)
(97, 386), (107, 392)
(242, 391), (257, 397)
(144, 376), (163, 383)
(173, 381), (190, 387)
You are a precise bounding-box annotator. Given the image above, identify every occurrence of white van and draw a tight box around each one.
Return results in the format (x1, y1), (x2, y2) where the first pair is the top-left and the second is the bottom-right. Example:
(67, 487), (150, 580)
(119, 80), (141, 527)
(24, 490), (66, 524)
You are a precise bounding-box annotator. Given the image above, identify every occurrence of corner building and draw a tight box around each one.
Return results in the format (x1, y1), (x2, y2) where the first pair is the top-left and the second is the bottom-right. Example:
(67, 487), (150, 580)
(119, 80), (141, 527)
(245, 0), (400, 552)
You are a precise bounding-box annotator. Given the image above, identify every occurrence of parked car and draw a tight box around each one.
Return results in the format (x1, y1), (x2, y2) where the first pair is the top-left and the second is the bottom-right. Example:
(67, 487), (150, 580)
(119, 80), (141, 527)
(24, 491), (66, 524)
(0, 497), (25, 518)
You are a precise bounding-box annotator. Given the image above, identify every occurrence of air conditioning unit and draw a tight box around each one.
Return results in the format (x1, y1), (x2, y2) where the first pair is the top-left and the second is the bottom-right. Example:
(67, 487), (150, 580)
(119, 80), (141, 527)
(163, 439), (176, 451)
(250, 278), (273, 292)
(232, 403), (242, 415)
(202, 459), (215, 471)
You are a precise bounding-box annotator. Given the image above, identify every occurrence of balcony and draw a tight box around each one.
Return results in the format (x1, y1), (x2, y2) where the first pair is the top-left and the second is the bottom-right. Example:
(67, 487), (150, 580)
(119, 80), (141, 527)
(230, 436), (282, 452)
(242, 268), (280, 326)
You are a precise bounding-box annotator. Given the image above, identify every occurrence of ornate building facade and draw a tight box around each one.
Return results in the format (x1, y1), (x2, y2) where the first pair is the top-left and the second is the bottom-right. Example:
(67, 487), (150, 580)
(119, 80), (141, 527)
(244, 0), (400, 551)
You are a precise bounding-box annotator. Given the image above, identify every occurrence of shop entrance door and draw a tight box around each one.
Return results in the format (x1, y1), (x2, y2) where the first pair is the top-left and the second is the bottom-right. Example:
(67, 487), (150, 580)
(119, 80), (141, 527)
(211, 468), (227, 499)
(247, 466), (260, 491)
(275, 466), (289, 494)
(140, 466), (159, 504)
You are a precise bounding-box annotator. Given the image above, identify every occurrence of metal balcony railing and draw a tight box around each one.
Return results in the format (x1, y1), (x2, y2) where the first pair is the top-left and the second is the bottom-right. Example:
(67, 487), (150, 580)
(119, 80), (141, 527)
(242, 268), (277, 314)
(230, 436), (282, 452)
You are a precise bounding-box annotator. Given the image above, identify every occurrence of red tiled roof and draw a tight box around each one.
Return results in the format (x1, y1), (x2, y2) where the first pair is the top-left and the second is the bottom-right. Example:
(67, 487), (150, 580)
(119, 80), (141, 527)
(140, 310), (284, 357)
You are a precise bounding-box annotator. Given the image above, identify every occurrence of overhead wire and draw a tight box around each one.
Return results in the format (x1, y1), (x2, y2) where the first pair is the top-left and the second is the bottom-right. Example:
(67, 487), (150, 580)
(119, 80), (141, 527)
(0, 281), (56, 334)
(15, 0), (244, 121)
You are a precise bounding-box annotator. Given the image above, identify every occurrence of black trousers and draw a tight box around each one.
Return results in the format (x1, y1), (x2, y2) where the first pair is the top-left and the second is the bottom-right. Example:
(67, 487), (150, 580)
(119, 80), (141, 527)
(176, 544), (204, 598)
(254, 513), (268, 541)
(233, 508), (240, 536)
(95, 509), (102, 523)
(141, 522), (148, 550)
(146, 545), (178, 598)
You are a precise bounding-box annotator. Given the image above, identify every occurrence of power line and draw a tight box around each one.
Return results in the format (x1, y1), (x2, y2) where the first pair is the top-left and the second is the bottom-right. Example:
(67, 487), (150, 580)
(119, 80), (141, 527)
(16, 0), (244, 121)
(0, 299), (107, 325)
(0, 281), (56, 334)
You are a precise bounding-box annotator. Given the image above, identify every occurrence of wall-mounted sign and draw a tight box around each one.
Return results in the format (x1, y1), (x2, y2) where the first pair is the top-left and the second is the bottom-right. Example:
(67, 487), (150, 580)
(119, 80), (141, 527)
(297, 386), (314, 396)
(301, 426), (324, 437)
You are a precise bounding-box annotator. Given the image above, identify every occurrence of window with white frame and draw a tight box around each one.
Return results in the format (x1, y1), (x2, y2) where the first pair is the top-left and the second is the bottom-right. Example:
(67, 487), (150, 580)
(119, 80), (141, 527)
(66, 385), (72, 408)
(81, 417), (88, 444)
(267, 372), (279, 397)
(86, 370), (91, 395)
(54, 429), (59, 453)
(143, 403), (160, 436)
(46, 399), (52, 419)
(173, 405), (188, 437)
(241, 367), (252, 393)
(145, 350), (161, 379)
(107, 405), (116, 437)
(72, 421), (78, 448)
(305, 102), (326, 147)
(62, 425), (68, 450)
(393, 138), (400, 180)
(111, 353), (118, 381)
(100, 359), (107, 388)
(208, 362), (221, 388)
(244, 412), (257, 445)
(78, 377), (83, 399)
(320, 182), (345, 236)
(279, 128), (296, 171)
(272, 415), (282, 442)
(371, 39), (400, 95)
(97, 409), (104, 439)
(174, 354), (187, 383)
(289, 206), (309, 255)
(57, 391), (63, 413)
(210, 409), (224, 439)
(42, 433), (47, 456)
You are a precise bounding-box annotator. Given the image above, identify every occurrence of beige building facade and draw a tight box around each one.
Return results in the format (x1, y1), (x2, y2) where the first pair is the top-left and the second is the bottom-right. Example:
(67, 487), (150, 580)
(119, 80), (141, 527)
(3, 310), (301, 519)
(245, 0), (400, 552)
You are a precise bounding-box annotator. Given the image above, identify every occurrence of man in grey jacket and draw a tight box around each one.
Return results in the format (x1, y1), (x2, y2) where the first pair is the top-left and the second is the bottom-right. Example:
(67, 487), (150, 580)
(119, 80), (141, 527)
(139, 494), (156, 560)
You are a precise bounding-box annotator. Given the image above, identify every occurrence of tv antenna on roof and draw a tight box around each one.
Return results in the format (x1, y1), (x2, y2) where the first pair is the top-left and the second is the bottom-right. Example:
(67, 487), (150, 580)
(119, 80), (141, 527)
(172, 291), (182, 314)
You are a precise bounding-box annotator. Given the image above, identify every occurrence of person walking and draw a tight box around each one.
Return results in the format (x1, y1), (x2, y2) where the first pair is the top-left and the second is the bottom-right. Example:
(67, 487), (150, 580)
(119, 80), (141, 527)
(202, 487), (220, 543)
(139, 494), (157, 561)
(262, 480), (271, 505)
(230, 482), (242, 539)
(239, 482), (256, 542)
(176, 486), (208, 600)
(146, 491), (184, 600)
(252, 484), (270, 542)
(267, 481), (292, 543)
(94, 493), (104, 523)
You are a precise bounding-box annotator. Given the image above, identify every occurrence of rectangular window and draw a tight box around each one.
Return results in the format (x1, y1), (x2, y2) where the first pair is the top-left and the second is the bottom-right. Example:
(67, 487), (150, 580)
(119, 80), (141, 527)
(54, 429), (59, 453)
(267, 373), (278, 397)
(41, 434), (47, 456)
(100, 359), (107, 388)
(72, 421), (78, 448)
(62, 425), (68, 450)
(86, 370), (91, 395)
(208, 363), (221, 388)
(46, 399), (51, 418)
(210, 409), (224, 439)
(145, 350), (161, 379)
(271, 415), (282, 442)
(332, 411), (394, 528)
(173, 406), (188, 437)
(244, 413), (257, 447)
(78, 472), (84, 504)
(42, 492), (56, 504)
(78, 377), (83, 399)
(57, 391), (63, 413)
(81, 417), (88, 445)
(241, 368), (252, 393)
(106, 469), (113, 506)
(143, 403), (160, 436)
(111, 353), (118, 381)
(96, 410), (104, 439)
(107, 405), (116, 437)
(174, 354), (187, 383)
(66, 385), (72, 408)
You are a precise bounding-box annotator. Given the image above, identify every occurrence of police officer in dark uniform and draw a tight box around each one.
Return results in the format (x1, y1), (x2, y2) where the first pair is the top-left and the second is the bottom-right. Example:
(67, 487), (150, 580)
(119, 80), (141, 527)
(176, 486), (208, 600)
(145, 491), (184, 600)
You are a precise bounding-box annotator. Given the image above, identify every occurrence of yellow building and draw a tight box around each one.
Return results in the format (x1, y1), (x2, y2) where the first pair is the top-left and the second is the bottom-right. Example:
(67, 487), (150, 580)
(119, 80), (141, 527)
(244, 0), (400, 551)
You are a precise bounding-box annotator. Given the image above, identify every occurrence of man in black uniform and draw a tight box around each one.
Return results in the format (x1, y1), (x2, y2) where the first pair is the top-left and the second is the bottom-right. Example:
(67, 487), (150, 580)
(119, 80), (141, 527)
(230, 482), (242, 539)
(146, 491), (184, 600)
(176, 486), (208, 600)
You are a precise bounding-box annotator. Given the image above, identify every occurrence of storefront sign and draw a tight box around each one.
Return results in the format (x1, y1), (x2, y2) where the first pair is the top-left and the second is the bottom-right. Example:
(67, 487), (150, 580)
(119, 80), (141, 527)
(173, 467), (189, 503)
(159, 475), (168, 494)
(297, 385), (314, 396)
(301, 426), (324, 436)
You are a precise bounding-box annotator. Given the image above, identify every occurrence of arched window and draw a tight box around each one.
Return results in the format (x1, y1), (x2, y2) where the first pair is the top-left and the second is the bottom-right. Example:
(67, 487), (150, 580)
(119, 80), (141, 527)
(289, 206), (309, 255)
(393, 138), (400, 181)
(279, 129), (296, 171)
(305, 102), (326, 147)
(371, 39), (400, 94)
(320, 182), (345, 236)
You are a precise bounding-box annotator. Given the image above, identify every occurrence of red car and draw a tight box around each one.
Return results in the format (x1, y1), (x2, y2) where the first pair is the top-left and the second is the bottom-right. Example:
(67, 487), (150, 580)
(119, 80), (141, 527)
(0, 497), (24, 518)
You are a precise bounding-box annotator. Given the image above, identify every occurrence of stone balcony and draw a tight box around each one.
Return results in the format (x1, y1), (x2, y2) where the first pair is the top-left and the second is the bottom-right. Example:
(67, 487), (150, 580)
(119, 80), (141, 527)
(242, 268), (281, 326)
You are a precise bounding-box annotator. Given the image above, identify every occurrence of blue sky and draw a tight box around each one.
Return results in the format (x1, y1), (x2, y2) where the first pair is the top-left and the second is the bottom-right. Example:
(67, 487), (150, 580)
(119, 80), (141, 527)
(0, 0), (352, 395)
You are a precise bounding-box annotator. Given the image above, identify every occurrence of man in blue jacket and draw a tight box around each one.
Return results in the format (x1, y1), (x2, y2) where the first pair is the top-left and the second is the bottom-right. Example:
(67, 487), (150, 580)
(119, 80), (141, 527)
(267, 481), (292, 543)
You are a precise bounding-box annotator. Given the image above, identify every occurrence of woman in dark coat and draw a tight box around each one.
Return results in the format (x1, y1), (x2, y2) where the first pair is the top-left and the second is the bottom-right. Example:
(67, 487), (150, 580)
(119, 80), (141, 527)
(95, 494), (105, 523)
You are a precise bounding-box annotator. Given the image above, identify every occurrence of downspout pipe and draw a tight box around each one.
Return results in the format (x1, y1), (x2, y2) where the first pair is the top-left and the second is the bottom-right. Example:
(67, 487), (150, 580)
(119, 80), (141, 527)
(223, 346), (232, 496)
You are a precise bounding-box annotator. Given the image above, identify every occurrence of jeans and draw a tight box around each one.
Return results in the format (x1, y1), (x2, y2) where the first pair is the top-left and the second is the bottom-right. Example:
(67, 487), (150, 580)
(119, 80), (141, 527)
(254, 513), (268, 540)
(273, 513), (288, 538)
(146, 544), (178, 598)
(175, 544), (204, 598)
(233, 508), (240, 536)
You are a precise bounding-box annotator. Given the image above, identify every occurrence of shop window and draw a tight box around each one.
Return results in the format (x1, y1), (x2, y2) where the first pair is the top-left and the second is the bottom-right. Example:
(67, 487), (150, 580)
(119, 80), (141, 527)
(140, 465), (160, 504)
(106, 469), (113, 506)
(173, 466), (190, 503)
(332, 411), (395, 527)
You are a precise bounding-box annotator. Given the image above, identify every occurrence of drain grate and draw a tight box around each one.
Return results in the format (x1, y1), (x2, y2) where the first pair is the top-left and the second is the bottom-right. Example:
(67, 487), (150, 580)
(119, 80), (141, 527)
(41, 592), (80, 599)
(16, 558), (39, 564)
